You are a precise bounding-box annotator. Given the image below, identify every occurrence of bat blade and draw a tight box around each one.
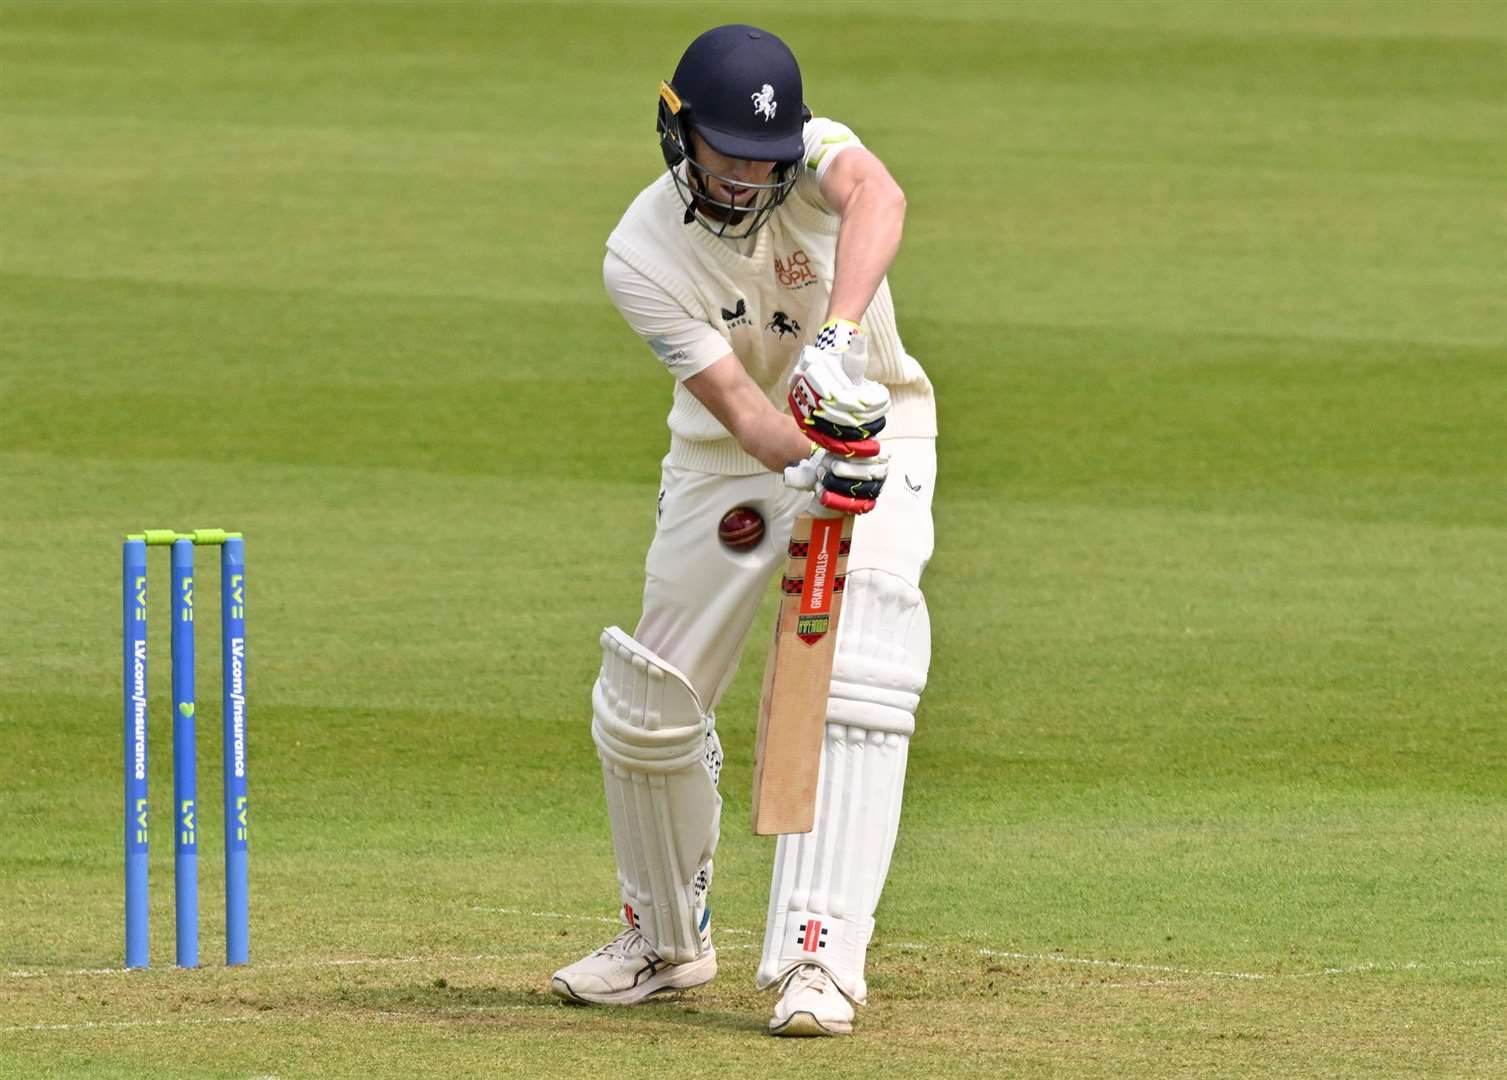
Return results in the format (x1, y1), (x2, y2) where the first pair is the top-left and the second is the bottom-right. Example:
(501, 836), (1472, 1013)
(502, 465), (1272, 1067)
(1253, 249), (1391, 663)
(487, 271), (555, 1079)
(751, 512), (853, 835)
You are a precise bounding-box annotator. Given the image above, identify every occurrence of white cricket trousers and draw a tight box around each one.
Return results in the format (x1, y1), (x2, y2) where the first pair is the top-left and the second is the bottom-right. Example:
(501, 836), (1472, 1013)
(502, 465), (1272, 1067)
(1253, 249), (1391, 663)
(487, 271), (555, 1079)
(634, 437), (936, 713)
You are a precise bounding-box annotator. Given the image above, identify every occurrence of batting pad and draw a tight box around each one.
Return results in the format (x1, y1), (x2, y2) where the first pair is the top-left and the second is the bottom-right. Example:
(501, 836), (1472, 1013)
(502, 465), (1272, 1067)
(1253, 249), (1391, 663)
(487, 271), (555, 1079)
(592, 626), (722, 964)
(757, 569), (929, 1003)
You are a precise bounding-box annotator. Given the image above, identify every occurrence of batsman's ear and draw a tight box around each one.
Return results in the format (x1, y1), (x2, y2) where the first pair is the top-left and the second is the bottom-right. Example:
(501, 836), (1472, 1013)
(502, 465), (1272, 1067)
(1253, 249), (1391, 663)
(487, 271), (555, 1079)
(802, 104), (812, 123)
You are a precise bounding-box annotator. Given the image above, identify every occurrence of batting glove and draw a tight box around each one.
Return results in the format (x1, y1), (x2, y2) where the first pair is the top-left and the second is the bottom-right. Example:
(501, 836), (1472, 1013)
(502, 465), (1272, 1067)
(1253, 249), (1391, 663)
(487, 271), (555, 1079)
(787, 331), (891, 458)
(783, 443), (890, 515)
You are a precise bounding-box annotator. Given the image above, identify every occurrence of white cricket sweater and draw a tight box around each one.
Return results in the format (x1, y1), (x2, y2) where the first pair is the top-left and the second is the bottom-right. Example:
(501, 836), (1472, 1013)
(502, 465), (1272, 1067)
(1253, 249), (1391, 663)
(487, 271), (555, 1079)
(605, 157), (936, 476)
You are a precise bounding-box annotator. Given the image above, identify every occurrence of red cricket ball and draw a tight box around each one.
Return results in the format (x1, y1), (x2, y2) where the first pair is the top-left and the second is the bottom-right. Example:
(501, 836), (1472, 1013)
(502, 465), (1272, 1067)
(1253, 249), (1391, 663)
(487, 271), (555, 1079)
(718, 506), (766, 551)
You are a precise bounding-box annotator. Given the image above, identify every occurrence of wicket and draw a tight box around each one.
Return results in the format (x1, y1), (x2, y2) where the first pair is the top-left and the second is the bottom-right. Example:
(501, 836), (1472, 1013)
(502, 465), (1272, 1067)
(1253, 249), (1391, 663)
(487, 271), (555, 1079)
(123, 528), (249, 969)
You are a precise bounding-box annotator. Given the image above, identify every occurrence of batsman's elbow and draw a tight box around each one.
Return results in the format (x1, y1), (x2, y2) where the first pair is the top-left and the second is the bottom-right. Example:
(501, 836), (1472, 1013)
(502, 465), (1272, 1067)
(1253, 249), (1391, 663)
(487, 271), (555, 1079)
(875, 176), (907, 235)
(887, 176), (908, 213)
(867, 173), (906, 217)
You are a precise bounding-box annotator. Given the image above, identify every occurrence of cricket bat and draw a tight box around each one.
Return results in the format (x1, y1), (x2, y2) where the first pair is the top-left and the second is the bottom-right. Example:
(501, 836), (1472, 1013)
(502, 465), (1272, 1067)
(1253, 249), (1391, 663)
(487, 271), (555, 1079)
(750, 510), (854, 835)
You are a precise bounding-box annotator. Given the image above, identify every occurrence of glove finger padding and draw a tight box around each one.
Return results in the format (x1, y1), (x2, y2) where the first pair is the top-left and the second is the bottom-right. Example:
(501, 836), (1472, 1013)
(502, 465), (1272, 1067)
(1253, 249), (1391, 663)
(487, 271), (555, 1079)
(822, 453), (887, 503)
(803, 390), (891, 431)
(825, 451), (889, 483)
(807, 412), (886, 443)
(785, 445), (889, 515)
(823, 476), (885, 501)
(789, 345), (891, 432)
(806, 427), (883, 459)
(819, 490), (877, 515)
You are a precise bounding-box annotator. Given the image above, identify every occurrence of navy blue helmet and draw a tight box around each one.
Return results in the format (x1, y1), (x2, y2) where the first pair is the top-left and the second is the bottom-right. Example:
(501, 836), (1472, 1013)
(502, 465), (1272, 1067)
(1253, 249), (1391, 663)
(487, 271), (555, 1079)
(657, 25), (810, 239)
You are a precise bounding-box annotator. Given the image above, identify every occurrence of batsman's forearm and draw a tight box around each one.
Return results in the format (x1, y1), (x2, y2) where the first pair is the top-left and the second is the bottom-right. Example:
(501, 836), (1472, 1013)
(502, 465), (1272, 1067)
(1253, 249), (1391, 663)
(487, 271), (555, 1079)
(734, 408), (814, 473)
(824, 182), (906, 325)
(683, 354), (814, 472)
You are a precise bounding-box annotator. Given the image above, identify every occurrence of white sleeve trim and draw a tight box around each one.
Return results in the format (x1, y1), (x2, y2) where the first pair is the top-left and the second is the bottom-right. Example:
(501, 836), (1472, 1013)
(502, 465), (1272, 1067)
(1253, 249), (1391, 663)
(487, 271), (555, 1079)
(603, 251), (733, 381)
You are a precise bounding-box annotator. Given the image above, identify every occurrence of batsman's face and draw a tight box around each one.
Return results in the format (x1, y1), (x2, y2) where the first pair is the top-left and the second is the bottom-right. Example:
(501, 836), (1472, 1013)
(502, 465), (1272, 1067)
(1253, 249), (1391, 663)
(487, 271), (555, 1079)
(689, 131), (777, 210)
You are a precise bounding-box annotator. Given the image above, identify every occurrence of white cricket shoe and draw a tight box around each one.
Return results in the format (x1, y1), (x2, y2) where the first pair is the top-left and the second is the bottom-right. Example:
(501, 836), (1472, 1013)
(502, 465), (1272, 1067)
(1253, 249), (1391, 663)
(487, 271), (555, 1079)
(768, 963), (855, 1036)
(550, 926), (716, 1006)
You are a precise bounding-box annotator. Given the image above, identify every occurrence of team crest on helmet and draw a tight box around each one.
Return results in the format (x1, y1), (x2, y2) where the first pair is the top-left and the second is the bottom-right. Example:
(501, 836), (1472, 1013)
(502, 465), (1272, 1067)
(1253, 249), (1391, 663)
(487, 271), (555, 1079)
(751, 84), (777, 121)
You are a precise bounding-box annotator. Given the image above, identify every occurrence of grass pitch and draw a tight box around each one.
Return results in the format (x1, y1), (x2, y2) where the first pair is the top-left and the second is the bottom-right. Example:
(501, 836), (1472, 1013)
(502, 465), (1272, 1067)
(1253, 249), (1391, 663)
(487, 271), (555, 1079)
(2, 2), (1504, 1076)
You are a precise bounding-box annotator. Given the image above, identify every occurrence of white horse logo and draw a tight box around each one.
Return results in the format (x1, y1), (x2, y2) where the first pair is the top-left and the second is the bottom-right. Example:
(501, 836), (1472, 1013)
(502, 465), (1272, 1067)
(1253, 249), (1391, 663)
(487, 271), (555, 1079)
(751, 84), (777, 122)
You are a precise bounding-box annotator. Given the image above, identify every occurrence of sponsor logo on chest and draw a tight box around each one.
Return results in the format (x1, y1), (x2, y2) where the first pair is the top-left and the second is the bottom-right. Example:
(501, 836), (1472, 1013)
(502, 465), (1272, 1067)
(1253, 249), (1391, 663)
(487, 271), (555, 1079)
(775, 249), (818, 290)
(721, 298), (753, 329)
(766, 311), (800, 339)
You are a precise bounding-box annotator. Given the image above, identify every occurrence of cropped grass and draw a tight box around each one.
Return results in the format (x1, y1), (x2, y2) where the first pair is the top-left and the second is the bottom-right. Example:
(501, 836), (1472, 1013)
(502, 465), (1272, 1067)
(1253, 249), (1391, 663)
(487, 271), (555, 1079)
(2, 2), (1504, 1076)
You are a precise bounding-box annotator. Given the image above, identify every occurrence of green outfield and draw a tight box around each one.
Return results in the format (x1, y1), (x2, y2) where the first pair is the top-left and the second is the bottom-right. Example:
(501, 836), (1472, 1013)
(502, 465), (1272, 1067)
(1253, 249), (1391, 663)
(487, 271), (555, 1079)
(2, 1), (1504, 1075)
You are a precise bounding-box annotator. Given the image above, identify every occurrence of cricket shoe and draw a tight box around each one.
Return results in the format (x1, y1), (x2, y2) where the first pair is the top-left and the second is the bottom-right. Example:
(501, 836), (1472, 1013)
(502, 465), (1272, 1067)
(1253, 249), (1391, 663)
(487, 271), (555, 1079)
(550, 924), (716, 1006)
(768, 963), (855, 1037)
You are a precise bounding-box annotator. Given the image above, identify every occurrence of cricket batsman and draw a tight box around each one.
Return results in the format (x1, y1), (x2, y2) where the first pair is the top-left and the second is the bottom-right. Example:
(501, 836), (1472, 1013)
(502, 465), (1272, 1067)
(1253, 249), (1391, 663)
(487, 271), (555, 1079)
(549, 24), (937, 1037)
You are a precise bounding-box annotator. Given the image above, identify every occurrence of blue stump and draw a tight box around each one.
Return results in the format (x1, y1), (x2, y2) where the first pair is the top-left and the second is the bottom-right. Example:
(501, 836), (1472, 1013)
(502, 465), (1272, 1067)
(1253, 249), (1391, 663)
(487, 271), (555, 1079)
(123, 539), (150, 969)
(221, 537), (249, 965)
(170, 539), (198, 968)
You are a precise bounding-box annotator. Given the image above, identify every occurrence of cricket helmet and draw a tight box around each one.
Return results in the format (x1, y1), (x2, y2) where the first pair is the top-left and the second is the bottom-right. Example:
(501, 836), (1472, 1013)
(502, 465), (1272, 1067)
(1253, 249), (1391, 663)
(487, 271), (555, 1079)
(656, 24), (809, 239)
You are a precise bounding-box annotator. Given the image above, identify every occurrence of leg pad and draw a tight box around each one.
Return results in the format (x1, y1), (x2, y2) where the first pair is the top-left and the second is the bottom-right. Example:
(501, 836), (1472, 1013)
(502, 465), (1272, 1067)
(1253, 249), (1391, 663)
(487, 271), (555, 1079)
(593, 627), (721, 963)
(758, 571), (929, 1002)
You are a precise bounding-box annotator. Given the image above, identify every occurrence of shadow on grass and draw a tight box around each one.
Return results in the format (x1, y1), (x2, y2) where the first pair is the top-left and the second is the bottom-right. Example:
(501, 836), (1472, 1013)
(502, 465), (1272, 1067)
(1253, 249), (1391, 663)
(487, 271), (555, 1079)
(327, 981), (766, 1035)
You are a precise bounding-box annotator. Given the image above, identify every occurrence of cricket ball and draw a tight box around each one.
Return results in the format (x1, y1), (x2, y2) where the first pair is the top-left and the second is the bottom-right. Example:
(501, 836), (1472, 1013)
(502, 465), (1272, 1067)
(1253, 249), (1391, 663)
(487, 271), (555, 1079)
(718, 506), (765, 551)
